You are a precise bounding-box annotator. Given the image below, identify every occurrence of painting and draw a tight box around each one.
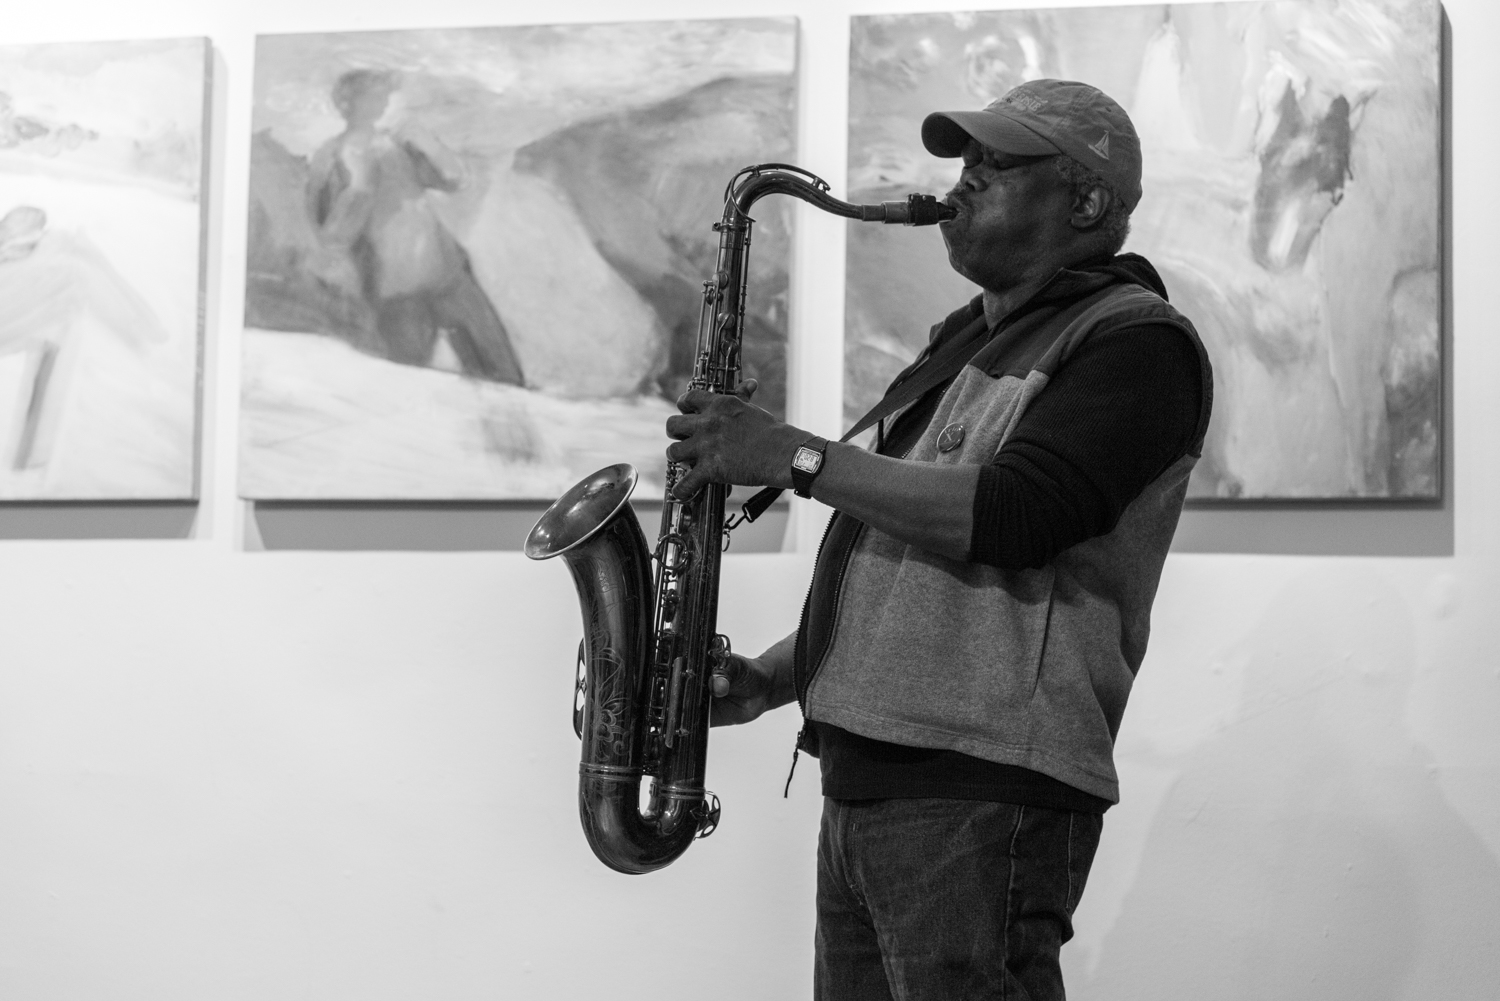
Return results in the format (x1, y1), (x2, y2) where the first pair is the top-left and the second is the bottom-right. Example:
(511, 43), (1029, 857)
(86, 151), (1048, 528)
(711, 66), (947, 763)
(242, 19), (798, 500)
(0, 38), (209, 500)
(847, 1), (1441, 500)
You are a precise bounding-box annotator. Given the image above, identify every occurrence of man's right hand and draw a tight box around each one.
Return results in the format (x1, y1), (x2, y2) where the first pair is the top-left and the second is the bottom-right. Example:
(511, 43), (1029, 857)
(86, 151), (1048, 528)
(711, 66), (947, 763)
(710, 652), (783, 727)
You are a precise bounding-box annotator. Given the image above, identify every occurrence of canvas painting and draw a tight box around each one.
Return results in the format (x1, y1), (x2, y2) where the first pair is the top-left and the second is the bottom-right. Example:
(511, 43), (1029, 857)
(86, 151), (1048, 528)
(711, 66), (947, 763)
(847, 1), (1440, 500)
(242, 19), (797, 500)
(0, 38), (209, 500)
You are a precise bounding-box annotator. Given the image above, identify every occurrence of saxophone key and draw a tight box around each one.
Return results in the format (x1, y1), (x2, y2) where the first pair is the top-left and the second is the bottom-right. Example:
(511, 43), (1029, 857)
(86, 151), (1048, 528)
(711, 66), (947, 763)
(662, 655), (687, 749)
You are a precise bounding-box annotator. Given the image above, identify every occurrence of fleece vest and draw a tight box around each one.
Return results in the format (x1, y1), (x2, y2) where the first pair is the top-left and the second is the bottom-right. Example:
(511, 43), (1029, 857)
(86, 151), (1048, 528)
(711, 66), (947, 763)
(804, 280), (1212, 803)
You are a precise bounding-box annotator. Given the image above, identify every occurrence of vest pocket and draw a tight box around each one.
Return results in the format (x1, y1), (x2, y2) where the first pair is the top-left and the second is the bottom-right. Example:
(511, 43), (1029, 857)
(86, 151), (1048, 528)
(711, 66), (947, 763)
(813, 549), (1058, 738)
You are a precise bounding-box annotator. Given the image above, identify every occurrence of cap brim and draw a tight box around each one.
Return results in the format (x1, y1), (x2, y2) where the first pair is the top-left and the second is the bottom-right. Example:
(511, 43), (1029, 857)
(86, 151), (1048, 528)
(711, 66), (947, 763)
(921, 110), (1061, 158)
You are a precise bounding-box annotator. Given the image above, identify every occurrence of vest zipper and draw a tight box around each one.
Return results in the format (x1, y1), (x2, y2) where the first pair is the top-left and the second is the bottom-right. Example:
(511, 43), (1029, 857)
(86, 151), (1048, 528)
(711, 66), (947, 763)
(785, 512), (838, 796)
(785, 425), (917, 796)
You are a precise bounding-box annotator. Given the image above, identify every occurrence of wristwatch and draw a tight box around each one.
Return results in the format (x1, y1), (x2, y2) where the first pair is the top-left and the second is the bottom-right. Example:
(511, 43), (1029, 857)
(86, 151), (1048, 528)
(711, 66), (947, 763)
(790, 436), (830, 498)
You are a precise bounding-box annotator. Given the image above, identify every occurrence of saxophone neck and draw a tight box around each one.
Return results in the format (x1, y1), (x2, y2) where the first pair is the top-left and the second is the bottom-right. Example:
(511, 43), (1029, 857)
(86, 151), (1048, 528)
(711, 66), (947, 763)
(724, 163), (956, 226)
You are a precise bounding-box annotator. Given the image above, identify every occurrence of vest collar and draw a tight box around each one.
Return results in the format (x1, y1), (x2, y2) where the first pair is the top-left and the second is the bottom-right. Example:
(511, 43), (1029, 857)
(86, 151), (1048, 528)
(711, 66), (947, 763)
(991, 251), (1170, 331)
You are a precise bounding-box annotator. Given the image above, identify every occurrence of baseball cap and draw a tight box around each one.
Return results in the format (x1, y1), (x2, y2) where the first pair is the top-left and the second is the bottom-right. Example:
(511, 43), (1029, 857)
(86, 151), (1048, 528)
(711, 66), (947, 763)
(922, 79), (1142, 213)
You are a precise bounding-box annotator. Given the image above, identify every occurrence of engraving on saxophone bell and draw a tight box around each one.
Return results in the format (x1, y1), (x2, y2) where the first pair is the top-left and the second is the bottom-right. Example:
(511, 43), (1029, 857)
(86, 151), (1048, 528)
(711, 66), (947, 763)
(525, 165), (960, 875)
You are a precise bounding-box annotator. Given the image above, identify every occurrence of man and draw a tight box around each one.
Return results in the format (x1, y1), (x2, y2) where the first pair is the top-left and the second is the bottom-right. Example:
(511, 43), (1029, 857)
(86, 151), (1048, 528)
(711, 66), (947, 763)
(666, 79), (1211, 1000)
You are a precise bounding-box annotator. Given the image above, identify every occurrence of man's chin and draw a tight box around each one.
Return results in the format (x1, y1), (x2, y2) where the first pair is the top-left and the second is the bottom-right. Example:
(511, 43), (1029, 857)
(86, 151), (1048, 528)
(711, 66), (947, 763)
(939, 226), (962, 257)
(941, 238), (971, 274)
(947, 260), (982, 289)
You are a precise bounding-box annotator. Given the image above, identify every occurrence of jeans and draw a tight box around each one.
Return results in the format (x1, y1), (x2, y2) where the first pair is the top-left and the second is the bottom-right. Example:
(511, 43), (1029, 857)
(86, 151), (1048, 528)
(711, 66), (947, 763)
(814, 797), (1102, 1001)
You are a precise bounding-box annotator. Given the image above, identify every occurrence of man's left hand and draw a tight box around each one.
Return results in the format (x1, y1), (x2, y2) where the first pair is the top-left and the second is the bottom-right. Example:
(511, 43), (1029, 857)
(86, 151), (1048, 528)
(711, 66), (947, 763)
(664, 380), (805, 499)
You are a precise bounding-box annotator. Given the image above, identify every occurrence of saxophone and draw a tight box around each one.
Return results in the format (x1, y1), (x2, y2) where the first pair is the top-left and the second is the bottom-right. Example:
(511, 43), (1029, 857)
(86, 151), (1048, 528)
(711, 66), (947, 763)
(525, 165), (955, 874)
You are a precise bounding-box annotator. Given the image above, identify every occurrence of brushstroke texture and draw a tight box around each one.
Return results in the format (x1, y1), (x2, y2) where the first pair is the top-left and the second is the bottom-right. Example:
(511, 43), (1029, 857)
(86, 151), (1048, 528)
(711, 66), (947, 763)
(0, 38), (205, 500)
(847, 1), (1440, 499)
(241, 21), (797, 500)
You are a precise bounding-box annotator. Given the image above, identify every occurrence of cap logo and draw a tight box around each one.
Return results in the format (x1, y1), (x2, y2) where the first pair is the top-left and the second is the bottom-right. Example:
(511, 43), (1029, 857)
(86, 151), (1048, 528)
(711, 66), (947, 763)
(1087, 131), (1111, 160)
(1003, 92), (1048, 114)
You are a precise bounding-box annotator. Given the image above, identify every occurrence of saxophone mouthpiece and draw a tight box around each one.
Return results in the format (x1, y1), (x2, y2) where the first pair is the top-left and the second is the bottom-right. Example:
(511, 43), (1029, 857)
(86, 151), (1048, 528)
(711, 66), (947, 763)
(864, 193), (959, 226)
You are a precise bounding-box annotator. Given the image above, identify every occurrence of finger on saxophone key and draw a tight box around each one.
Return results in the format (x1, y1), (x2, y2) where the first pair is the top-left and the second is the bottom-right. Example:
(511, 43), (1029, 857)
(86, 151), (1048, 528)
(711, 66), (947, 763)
(711, 660), (733, 697)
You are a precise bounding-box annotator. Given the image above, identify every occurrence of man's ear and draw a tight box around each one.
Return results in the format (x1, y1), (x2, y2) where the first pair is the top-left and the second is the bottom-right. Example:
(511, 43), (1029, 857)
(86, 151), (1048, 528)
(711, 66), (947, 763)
(1070, 186), (1111, 231)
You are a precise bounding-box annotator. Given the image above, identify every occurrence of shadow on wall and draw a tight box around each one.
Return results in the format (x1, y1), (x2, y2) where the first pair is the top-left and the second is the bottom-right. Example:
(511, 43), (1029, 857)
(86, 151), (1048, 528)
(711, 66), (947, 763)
(1074, 567), (1500, 1000)
(0, 503), (196, 540)
(245, 498), (790, 552)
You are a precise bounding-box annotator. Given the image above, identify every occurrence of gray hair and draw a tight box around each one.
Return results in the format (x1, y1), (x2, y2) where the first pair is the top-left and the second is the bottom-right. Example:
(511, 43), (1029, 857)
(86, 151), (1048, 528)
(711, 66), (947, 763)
(1053, 156), (1131, 255)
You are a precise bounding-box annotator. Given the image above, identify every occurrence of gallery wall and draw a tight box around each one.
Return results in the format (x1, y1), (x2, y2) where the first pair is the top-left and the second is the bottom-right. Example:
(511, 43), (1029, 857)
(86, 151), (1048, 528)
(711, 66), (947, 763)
(0, 1), (1496, 999)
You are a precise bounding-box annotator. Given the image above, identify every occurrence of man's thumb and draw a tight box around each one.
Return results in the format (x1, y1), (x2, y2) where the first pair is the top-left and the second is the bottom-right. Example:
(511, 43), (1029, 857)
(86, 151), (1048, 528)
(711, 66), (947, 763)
(712, 652), (751, 696)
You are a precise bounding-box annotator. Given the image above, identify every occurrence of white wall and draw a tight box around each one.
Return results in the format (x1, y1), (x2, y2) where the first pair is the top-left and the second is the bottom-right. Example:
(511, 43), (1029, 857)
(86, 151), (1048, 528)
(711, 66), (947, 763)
(1, 1), (1496, 999)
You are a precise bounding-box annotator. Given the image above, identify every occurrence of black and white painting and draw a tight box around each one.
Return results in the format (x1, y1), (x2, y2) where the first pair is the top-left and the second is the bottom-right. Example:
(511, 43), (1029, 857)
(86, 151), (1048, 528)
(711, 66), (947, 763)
(242, 19), (797, 500)
(0, 38), (208, 500)
(847, 1), (1440, 500)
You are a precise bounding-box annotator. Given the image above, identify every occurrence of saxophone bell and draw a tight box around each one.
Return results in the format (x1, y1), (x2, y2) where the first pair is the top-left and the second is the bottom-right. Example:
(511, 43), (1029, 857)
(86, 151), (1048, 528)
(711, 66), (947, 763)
(527, 462), (715, 874)
(524, 462), (639, 562)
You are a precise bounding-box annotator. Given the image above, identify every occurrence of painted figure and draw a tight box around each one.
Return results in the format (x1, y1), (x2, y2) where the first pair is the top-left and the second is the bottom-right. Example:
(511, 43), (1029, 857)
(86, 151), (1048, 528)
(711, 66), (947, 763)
(306, 69), (525, 385)
(0, 206), (168, 470)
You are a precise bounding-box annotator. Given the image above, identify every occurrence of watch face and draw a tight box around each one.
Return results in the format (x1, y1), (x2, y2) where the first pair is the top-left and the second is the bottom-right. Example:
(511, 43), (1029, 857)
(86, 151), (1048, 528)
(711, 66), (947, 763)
(792, 446), (822, 474)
